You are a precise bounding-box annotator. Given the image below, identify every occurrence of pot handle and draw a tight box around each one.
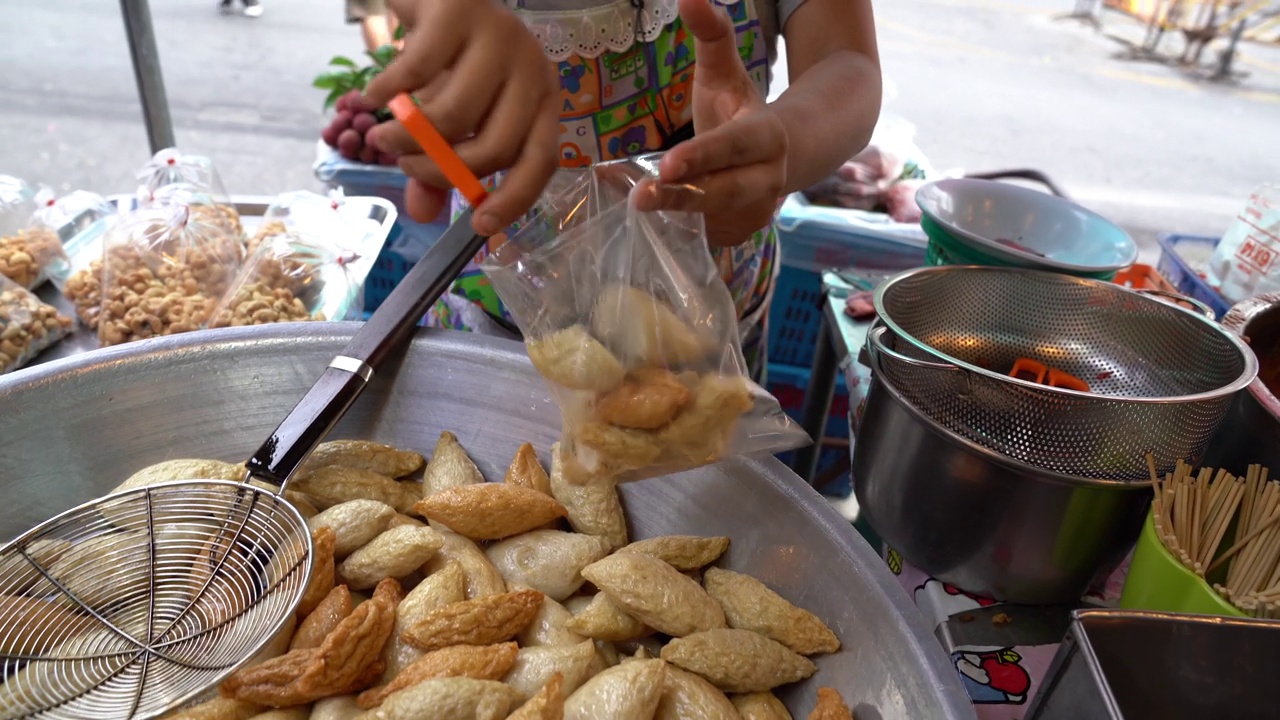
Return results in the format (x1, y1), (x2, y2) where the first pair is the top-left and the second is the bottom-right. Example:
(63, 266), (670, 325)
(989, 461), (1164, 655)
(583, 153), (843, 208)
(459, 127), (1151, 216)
(865, 324), (962, 373)
(1134, 288), (1216, 321)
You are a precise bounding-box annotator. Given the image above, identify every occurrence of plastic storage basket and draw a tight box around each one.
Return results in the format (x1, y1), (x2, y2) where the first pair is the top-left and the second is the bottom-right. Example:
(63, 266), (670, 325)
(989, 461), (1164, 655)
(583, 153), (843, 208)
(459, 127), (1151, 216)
(1156, 234), (1230, 319)
(768, 195), (927, 368)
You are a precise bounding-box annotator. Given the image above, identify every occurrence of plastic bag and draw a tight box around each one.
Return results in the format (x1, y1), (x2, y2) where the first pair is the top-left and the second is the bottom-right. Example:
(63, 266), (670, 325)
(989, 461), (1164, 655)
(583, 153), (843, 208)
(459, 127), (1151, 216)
(482, 157), (809, 484)
(85, 185), (245, 346)
(209, 229), (362, 329)
(137, 148), (244, 241)
(0, 176), (66, 290)
(1206, 184), (1280, 304)
(0, 273), (73, 375)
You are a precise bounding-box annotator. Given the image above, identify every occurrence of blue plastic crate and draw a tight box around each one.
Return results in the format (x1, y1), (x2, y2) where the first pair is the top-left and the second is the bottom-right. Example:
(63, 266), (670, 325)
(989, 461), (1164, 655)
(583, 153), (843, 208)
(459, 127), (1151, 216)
(1156, 234), (1231, 319)
(767, 194), (928, 369)
(766, 361), (852, 498)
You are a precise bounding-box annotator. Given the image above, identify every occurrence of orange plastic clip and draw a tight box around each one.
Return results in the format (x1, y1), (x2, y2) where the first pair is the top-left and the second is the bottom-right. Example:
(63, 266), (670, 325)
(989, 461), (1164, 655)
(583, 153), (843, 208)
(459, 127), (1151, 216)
(1010, 358), (1048, 384)
(387, 94), (488, 208)
(1046, 369), (1090, 393)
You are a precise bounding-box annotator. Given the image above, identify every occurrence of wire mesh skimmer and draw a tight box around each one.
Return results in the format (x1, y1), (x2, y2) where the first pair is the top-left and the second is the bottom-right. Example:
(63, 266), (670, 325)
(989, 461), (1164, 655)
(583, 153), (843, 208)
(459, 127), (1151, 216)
(867, 266), (1258, 481)
(0, 96), (490, 719)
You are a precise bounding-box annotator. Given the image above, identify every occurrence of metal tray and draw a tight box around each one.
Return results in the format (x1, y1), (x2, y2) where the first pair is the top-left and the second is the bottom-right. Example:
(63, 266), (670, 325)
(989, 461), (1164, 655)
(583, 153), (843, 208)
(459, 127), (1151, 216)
(30, 194), (397, 368)
(1026, 609), (1280, 719)
(0, 325), (976, 720)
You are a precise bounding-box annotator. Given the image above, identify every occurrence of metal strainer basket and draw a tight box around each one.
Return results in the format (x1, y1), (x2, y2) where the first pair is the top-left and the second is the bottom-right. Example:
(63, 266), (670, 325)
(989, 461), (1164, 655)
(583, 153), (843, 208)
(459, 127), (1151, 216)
(867, 266), (1258, 480)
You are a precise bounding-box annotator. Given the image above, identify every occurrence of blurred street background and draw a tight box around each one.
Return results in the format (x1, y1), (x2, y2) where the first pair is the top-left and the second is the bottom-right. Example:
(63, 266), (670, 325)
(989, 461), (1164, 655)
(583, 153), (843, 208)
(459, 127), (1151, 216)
(2, 0), (1278, 259)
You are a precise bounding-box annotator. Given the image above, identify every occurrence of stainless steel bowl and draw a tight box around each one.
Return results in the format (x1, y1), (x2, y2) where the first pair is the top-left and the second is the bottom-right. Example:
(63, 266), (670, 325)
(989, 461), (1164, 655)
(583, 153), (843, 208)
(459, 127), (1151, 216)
(1201, 292), (1280, 475)
(0, 325), (975, 720)
(852, 358), (1151, 604)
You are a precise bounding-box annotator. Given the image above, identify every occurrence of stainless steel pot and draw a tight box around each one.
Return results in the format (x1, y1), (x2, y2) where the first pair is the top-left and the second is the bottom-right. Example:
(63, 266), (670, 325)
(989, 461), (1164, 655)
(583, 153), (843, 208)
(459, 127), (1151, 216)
(0, 325), (975, 720)
(1201, 292), (1280, 475)
(853, 333), (1151, 604)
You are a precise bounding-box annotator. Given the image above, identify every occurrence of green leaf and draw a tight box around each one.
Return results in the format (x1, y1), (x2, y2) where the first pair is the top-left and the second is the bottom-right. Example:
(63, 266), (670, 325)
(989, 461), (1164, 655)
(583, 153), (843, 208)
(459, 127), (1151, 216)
(393, 24), (406, 41)
(367, 45), (397, 68)
(328, 55), (358, 68)
(312, 70), (351, 90)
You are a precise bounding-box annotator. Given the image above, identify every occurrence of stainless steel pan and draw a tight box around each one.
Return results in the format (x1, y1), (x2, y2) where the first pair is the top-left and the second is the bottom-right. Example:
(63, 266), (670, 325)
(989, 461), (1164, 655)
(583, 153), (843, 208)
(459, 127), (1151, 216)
(0, 325), (975, 720)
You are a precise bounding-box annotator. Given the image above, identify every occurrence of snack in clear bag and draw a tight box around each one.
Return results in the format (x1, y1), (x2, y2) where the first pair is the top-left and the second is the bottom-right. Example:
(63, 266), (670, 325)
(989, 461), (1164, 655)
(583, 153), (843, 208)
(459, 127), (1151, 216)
(0, 176), (66, 290)
(0, 273), (73, 375)
(208, 229), (363, 328)
(77, 185), (245, 346)
(482, 157), (809, 484)
(136, 148), (243, 241)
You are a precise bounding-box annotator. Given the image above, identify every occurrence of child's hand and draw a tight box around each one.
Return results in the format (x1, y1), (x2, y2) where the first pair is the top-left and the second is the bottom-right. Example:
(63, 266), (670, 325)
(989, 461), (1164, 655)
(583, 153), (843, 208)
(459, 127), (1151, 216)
(364, 0), (560, 235)
(636, 0), (789, 248)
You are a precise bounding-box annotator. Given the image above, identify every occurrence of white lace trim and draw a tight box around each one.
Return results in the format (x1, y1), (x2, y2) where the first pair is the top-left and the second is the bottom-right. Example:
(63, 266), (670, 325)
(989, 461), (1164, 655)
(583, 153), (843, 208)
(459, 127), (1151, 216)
(516, 0), (737, 62)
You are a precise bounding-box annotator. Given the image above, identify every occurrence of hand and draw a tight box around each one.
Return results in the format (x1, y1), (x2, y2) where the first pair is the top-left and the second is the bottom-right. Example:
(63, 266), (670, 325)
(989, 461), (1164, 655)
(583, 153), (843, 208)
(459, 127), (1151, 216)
(634, 0), (788, 248)
(364, 0), (560, 236)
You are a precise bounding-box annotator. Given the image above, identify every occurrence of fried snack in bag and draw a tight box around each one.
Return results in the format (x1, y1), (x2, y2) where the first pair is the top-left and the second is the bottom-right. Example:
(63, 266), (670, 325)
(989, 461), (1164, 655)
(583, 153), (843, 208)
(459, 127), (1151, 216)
(0, 176), (67, 290)
(0, 274), (73, 374)
(483, 157), (808, 484)
(137, 148), (243, 240)
(84, 185), (245, 346)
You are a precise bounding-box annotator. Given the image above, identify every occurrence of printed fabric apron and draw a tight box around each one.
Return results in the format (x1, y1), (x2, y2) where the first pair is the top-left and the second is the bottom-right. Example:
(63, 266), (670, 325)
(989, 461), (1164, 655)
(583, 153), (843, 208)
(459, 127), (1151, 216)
(427, 0), (780, 379)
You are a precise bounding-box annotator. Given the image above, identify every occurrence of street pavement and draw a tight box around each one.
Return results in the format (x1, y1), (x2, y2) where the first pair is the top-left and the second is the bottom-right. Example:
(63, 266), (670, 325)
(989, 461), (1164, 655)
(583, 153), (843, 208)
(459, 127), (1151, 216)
(2, 0), (1278, 261)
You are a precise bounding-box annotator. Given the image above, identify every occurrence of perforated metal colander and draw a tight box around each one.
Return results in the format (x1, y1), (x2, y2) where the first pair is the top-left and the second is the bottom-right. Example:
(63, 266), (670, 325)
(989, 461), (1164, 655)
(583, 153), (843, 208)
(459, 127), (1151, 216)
(867, 266), (1258, 480)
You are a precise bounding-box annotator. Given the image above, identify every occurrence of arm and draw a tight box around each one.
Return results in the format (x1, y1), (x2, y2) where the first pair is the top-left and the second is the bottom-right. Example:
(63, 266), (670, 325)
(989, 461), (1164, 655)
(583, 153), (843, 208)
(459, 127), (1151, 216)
(770, 0), (882, 194)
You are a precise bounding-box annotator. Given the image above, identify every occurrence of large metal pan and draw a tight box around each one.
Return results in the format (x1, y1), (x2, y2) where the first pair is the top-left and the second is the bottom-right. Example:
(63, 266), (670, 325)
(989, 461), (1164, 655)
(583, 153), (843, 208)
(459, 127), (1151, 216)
(0, 325), (975, 720)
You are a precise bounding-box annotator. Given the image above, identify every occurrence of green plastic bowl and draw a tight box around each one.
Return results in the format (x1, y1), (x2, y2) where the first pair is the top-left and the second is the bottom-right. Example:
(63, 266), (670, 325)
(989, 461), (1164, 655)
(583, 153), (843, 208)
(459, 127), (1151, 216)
(1118, 511), (1245, 617)
(921, 215), (1118, 281)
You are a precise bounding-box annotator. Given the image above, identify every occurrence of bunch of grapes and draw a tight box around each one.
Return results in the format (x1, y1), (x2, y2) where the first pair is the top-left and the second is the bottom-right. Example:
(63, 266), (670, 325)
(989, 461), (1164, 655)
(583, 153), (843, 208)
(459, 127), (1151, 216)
(321, 90), (398, 166)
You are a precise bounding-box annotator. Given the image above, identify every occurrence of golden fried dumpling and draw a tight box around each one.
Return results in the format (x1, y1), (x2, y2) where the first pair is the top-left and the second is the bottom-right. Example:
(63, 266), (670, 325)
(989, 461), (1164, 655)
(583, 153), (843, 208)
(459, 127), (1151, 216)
(527, 324), (627, 392)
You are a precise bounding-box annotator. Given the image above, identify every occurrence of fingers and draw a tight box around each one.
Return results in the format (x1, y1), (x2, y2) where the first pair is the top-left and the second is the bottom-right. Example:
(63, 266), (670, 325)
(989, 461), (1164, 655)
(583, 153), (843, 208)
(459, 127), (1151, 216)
(470, 91), (561, 235)
(403, 177), (448, 223)
(660, 112), (787, 184)
(363, 3), (464, 107)
(646, 162), (785, 218)
(677, 0), (743, 90)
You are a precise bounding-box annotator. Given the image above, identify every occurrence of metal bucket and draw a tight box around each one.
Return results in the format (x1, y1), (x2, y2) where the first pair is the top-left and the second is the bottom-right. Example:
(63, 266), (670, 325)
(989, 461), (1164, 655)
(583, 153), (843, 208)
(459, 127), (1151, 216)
(0, 325), (975, 720)
(853, 362), (1151, 604)
(1201, 292), (1280, 475)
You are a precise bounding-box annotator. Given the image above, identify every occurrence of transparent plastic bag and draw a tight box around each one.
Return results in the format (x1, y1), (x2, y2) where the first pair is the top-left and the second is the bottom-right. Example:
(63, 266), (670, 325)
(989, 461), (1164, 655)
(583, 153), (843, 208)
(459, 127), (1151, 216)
(137, 149), (244, 241)
(482, 157), (809, 484)
(0, 273), (73, 375)
(0, 176), (66, 290)
(87, 185), (245, 346)
(1206, 184), (1280, 304)
(208, 229), (362, 328)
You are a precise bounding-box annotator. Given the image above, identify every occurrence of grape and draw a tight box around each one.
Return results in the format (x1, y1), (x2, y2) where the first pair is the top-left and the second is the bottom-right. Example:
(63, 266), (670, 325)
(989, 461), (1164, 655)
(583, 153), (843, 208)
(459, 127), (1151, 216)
(343, 90), (369, 114)
(351, 112), (378, 135)
(332, 110), (354, 132)
(337, 129), (363, 160)
(321, 124), (341, 148)
(378, 152), (398, 167)
(359, 145), (379, 165)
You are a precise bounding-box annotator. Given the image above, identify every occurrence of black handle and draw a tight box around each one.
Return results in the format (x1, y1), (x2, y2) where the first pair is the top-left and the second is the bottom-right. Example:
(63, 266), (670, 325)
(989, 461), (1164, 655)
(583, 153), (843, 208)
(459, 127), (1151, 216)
(245, 208), (488, 488)
(965, 169), (1071, 200)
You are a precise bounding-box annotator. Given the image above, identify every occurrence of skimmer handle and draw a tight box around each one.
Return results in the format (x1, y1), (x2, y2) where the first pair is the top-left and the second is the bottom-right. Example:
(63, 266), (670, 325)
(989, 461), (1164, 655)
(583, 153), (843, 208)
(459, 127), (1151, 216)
(245, 95), (490, 489)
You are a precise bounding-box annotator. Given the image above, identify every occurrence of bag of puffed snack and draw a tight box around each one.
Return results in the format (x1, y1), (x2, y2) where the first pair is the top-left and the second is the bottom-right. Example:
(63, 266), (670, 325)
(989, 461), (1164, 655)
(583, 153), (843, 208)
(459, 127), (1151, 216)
(0, 176), (67, 290)
(482, 156), (809, 484)
(136, 148), (244, 241)
(208, 228), (363, 328)
(19, 188), (120, 290)
(0, 273), (73, 375)
(85, 185), (245, 346)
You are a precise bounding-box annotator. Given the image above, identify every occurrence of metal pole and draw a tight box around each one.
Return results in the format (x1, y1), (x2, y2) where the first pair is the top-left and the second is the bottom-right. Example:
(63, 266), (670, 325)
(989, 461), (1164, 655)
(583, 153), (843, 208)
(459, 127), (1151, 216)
(119, 0), (176, 153)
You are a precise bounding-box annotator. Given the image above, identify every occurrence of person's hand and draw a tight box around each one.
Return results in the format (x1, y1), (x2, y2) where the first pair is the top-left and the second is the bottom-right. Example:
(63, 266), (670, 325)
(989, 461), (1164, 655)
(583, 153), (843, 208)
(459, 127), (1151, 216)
(364, 0), (560, 236)
(634, 0), (789, 248)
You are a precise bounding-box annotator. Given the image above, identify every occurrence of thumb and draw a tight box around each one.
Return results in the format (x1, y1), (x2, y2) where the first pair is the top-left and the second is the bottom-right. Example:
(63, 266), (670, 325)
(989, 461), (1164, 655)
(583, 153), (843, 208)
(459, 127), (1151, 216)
(679, 0), (745, 88)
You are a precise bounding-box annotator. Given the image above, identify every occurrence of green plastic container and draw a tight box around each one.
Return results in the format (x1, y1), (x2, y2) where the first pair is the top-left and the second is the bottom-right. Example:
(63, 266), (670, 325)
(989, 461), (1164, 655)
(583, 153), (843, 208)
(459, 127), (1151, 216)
(921, 214), (1118, 282)
(1118, 512), (1245, 617)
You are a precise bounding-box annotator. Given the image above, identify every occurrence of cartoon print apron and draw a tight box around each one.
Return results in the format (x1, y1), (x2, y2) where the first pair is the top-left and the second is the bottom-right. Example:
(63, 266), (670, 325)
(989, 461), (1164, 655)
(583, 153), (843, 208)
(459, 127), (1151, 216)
(427, 0), (779, 378)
